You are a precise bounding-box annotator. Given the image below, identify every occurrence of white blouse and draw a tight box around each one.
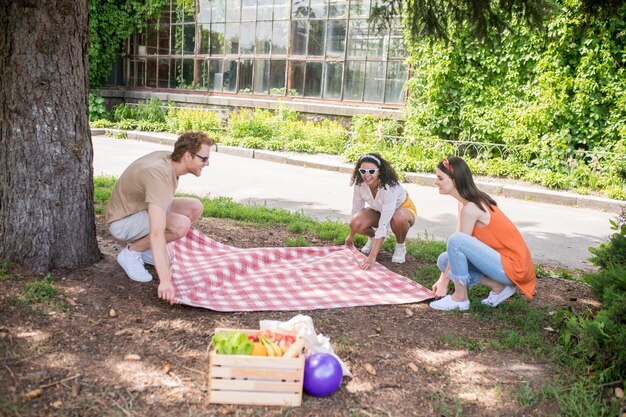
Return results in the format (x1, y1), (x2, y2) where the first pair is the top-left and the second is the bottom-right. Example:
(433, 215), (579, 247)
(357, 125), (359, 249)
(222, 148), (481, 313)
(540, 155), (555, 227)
(351, 183), (407, 239)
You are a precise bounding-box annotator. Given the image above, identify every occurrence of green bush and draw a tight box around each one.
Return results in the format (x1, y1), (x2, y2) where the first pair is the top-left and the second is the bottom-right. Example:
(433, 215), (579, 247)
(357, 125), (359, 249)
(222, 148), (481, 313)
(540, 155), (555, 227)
(89, 94), (110, 121)
(165, 105), (221, 134)
(588, 207), (626, 269)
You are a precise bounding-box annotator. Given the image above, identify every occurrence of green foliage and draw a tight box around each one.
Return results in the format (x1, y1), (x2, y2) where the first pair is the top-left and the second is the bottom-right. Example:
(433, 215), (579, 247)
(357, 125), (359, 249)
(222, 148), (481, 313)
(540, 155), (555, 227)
(91, 119), (114, 128)
(93, 175), (117, 214)
(89, 94), (110, 122)
(284, 236), (311, 247)
(588, 207), (626, 269)
(165, 105), (222, 134)
(0, 259), (19, 281)
(22, 274), (58, 304)
(89, 0), (166, 87)
(402, 0), (626, 197)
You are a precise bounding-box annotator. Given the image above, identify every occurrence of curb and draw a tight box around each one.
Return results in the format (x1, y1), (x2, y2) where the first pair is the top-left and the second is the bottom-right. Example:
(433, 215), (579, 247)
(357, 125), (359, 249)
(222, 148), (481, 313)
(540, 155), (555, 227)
(93, 128), (625, 214)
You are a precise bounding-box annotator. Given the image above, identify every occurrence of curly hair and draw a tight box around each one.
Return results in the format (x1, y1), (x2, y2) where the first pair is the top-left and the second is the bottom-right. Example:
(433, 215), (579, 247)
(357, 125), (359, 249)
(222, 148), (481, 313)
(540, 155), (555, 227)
(171, 131), (216, 162)
(350, 153), (400, 189)
(437, 156), (497, 212)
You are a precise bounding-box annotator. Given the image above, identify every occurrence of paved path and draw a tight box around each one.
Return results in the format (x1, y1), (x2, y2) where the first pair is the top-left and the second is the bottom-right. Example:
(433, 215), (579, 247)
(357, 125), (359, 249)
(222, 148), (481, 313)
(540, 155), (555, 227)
(92, 134), (617, 271)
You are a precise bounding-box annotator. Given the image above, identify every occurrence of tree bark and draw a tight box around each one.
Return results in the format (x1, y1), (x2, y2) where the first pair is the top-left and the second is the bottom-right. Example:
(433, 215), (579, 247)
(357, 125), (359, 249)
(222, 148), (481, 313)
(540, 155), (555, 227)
(0, 0), (101, 272)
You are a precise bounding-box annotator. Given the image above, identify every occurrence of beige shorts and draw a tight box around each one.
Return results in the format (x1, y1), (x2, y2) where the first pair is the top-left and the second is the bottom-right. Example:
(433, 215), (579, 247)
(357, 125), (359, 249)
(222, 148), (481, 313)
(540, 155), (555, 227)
(109, 210), (150, 242)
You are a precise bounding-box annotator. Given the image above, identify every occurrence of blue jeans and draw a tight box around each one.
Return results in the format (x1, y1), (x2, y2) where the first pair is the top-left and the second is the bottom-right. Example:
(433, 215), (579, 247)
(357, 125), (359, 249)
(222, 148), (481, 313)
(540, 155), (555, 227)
(437, 232), (514, 288)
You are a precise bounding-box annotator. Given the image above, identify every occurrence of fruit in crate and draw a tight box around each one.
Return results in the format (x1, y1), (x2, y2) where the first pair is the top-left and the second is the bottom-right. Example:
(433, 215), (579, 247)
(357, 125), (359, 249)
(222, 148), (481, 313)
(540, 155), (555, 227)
(259, 335), (282, 356)
(257, 329), (276, 342)
(279, 335), (296, 353)
(251, 341), (268, 356)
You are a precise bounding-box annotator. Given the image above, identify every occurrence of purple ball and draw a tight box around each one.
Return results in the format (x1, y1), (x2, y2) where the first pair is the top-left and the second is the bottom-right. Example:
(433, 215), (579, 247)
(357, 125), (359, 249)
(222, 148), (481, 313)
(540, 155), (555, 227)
(303, 353), (343, 397)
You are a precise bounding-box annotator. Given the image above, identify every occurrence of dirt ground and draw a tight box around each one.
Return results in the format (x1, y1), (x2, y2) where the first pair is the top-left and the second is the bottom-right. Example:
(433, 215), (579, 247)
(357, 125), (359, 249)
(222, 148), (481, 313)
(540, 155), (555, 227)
(0, 216), (601, 417)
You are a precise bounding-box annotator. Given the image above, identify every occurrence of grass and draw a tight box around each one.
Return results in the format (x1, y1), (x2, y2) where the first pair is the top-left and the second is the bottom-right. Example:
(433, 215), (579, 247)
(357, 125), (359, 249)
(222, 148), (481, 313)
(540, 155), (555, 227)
(92, 175), (621, 416)
(0, 259), (19, 281)
(20, 273), (68, 311)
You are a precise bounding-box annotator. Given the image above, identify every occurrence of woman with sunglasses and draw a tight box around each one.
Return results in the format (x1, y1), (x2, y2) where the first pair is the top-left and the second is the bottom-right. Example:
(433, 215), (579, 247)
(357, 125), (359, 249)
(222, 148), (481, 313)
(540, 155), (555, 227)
(345, 153), (417, 269)
(429, 156), (536, 311)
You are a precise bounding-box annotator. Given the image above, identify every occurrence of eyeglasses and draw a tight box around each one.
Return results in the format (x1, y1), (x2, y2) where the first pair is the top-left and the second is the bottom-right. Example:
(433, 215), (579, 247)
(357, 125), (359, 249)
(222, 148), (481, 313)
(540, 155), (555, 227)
(359, 168), (379, 175)
(191, 152), (209, 164)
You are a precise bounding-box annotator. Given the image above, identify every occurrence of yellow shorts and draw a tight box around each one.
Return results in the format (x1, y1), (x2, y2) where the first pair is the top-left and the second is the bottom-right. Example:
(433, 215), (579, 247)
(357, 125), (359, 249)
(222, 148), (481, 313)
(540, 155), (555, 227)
(399, 194), (417, 220)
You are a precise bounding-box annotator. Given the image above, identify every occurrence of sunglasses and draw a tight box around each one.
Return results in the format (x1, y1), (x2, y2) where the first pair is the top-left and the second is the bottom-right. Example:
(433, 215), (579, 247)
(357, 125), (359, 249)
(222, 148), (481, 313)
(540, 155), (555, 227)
(359, 168), (379, 175)
(191, 152), (209, 163)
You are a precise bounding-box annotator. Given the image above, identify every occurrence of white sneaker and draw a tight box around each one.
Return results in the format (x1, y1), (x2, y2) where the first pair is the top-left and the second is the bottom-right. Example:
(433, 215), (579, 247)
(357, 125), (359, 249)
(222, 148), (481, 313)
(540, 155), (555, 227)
(141, 249), (154, 266)
(430, 295), (470, 311)
(481, 286), (516, 307)
(391, 243), (406, 263)
(117, 246), (153, 283)
(361, 237), (374, 254)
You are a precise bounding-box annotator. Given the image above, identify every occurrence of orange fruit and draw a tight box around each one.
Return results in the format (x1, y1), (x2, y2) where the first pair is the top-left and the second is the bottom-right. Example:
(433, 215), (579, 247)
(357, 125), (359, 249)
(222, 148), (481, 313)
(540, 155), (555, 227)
(251, 342), (268, 356)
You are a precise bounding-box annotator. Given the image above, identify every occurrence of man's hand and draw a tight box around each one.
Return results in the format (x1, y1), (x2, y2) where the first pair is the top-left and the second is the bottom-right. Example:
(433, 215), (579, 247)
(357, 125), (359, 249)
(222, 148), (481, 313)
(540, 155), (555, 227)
(158, 281), (176, 304)
(344, 235), (354, 246)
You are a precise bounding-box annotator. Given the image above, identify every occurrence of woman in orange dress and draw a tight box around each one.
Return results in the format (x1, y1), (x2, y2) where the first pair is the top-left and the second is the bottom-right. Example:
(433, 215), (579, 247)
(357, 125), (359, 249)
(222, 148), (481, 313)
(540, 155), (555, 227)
(430, 157), (536, 311)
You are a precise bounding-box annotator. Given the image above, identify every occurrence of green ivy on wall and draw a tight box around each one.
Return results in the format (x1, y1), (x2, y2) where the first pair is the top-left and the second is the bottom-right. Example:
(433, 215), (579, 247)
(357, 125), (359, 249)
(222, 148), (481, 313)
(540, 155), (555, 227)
(89, 0), (166, 87)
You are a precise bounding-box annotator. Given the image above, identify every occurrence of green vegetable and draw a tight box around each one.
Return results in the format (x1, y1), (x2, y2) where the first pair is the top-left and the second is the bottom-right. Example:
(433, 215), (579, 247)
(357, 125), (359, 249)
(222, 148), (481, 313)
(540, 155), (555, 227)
(211, 331), (254, 355)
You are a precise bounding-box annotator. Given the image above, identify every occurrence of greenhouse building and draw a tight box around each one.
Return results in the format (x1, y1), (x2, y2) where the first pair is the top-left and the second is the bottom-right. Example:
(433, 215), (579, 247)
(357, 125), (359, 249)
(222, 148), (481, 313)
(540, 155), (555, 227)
(104, 0), (407, 117)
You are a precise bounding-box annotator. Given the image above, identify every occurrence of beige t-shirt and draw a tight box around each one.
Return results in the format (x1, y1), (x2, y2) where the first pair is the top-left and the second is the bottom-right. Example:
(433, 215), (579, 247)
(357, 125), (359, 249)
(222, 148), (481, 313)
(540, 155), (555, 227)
(105, 151), (178, 223)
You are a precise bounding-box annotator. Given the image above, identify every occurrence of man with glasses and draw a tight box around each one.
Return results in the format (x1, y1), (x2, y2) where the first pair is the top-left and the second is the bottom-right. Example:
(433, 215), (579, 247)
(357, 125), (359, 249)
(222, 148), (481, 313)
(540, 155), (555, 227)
(105, 131), (215, 304)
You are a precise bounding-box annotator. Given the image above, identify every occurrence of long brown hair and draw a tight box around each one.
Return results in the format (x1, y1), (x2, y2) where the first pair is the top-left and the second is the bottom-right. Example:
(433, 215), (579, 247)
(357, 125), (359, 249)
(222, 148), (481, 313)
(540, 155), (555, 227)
(438, 156), (497, 212)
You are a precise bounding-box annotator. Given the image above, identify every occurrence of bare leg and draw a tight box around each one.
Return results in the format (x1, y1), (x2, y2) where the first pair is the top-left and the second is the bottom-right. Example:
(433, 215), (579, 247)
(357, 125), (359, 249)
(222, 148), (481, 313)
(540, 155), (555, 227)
(390, 208), (415, 244)
(451, 280), (469, 302)
(480, 276), (506, 293)
(348, 208), (380, 238)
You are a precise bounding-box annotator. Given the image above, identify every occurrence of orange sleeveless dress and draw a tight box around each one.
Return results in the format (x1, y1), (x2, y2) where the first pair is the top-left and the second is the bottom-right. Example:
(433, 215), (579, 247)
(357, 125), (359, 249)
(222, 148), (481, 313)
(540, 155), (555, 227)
(472, 205), (537, 299)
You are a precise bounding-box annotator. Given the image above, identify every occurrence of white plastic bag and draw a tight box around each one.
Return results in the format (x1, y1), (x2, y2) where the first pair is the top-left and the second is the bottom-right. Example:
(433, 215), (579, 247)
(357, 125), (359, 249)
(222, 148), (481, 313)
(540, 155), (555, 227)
(260, 314), (351, 376)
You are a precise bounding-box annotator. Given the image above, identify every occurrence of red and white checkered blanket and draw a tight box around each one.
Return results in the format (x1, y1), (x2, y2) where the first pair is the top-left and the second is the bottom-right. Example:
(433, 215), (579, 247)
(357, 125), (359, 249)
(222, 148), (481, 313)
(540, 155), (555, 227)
(168, 228), (434, 311)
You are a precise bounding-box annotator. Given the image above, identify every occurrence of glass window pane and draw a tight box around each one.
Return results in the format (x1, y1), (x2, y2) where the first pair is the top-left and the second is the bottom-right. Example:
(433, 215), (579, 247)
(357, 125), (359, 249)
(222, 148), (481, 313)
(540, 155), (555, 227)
(343, 61), (365, 101)
(242, 0), (256, 21)
(225, 23), (240, 54)
(256, 21), (272, 55)
(208, 60), (223, 91)
(158, 58), (171, 88)
(309, 0), (326, 18)
(147, 24), (158, 55)
(210, 23), (225, 54)
(199, 24), (210, 54)
(328, 0), (346, 17)
(270, 60), (286, 95)
(347, 20), (367, 57)
(274, 0), (290, 20)
(272, 21), (289, 54)
(194, 58), (204, 88)
(211, 0), (225, 22)
(367, 27), (387, 58)
(183, 58), (194, 88)
(254, 59), (270, 94)
(384, 61), (407, 103)
(290, 20), (308, 55)
(226, 0), (241, 21)
(146, 58), (157, 87)
(240, 22), (256, 54)
(171, 25), (183, 54)
(183, 0), (195, 23)
(307, 20), (325, 56)
(160, 7), (171, 25)
(158, 23), (171, 54)
(183, 24), (195, 54)
(323, 62), (342, 99)
(288, 60), (305, 96)
(198, 0), (211, 23)
(258, 0), (273, 20)
(364, 61), (385, 102)
(239, 59), (253, 93)
(135, 59), (146, 87)
(224, 59), (238, 92)
(388, 21), (404, 58)
(304, 61), (322, 97)
(350, 0), (371, 17)
(292, 0), (310, 18)
(169, 59), (178, 87)
(326, 20), (345, 56)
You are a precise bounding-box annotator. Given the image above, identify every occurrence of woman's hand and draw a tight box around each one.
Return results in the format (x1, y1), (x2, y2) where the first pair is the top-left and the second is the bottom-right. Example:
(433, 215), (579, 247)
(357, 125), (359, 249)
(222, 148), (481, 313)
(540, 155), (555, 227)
(158, 281), (176, 304)
(360, 256), (376, 270)
(345, 234), (354, 246)
(432, 274), (450, 298)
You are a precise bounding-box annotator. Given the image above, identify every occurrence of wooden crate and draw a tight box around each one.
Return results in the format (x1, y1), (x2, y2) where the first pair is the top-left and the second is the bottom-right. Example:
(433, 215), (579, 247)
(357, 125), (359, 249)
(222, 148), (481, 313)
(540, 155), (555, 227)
(207, 328), (305, 407)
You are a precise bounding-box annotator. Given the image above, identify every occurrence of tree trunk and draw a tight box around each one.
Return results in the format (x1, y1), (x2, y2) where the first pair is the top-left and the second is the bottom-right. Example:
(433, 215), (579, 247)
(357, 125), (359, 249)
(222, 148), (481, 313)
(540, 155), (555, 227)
(0, 0), (101, 272)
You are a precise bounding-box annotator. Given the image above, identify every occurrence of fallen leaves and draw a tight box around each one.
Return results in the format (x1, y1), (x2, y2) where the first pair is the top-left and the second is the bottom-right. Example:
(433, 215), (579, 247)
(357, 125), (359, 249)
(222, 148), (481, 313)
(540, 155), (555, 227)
(24, 388), (42, 399)
(363, 363), (376, 375)
(109, 308), (118, 318)
(124, 354), (142, 361)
